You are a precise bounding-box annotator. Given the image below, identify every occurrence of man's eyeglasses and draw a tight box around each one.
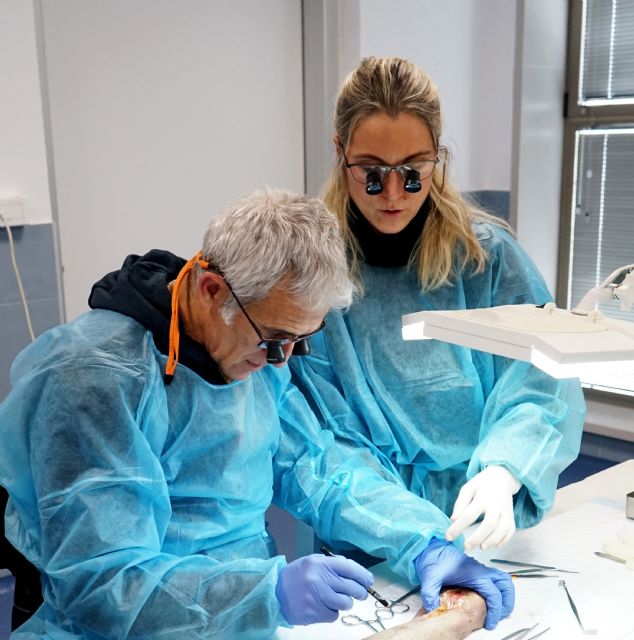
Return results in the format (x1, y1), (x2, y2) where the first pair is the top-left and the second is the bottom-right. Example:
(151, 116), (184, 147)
(342, 148), (439, 196)
(216, 267), (325, 364)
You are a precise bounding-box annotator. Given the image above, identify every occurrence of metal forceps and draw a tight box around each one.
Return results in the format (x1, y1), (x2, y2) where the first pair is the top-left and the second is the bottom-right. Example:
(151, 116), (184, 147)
(559, 579), (598, 635)
(499, 622), (551, 640)
(491, 558), (578, 574)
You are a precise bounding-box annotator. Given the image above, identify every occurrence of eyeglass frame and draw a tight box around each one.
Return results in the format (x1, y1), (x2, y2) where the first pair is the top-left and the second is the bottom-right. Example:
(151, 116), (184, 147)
(209, 264), (325, 364)
(341, 146), (440, 191)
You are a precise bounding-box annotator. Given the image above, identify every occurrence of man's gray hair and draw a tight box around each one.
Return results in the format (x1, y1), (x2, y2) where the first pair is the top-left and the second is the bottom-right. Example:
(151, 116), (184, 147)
(201, 188), (354, 322)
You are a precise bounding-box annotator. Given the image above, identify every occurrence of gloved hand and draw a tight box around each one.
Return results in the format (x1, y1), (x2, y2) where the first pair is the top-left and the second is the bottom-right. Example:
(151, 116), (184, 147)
(446, 465), (521, 550)
(275, 553), (373, 625)
(415, 538), (515, 630)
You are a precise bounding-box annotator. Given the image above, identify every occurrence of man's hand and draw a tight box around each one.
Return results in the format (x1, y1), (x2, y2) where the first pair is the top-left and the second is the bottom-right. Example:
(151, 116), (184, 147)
(414, 538), (515, 630)
(275, 554), (373, 625)
(446, 465), (521, 550)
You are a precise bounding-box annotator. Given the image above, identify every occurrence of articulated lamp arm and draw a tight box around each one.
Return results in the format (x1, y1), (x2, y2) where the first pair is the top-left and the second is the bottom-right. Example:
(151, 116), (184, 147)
(573, 264), (634, 315)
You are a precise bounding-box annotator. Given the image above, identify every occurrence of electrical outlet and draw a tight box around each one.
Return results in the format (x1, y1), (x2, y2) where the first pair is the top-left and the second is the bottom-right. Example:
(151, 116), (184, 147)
(0, 198), (26, 227)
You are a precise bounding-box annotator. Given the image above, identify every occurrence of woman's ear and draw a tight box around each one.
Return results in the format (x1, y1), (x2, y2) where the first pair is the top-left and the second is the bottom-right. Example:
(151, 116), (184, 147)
(333, 135), (342, 156)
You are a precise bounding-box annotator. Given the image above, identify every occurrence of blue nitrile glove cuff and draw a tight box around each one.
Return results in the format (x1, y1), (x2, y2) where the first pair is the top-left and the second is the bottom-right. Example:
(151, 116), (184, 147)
(414, 537), (515, 630)
(275, 554), (373, 626)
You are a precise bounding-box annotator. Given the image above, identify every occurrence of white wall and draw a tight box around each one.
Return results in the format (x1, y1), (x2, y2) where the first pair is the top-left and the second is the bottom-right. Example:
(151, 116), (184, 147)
(38, 0), (304, 320)
(0, 0), (52, 223)
(358, 0), (516, 192)
(6, 0), (631, 443)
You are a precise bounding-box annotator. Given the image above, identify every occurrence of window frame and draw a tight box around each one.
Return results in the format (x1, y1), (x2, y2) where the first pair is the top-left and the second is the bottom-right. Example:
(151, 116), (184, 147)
(558, 0), (634, 403)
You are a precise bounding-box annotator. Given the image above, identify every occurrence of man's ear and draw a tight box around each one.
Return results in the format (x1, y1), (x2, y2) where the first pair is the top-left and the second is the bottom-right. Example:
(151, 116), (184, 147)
(198, 271), (226, 307)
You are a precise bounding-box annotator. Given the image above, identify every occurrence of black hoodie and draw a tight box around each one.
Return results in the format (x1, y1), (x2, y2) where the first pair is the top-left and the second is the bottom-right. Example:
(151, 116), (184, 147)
(89, 249), (225, 384)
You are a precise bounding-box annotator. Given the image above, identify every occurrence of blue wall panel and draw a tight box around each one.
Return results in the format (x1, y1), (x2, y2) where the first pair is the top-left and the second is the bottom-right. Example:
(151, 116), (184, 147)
(0, 224), (60, 400)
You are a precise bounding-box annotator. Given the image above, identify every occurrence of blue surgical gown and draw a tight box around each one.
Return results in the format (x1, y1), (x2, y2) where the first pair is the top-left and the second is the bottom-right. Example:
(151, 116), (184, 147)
(290, 222), (586, 528)
(0, 309), (451, 639)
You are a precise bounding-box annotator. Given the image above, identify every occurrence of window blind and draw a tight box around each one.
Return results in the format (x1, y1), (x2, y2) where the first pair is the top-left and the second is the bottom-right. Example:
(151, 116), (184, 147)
(581, 0), (634, 104)
(570, 128), (634, 324)
(567, 1), (634, 394)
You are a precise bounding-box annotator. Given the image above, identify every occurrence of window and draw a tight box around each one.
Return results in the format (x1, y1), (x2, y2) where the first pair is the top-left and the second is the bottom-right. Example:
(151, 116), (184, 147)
(561, 0), (634, 396)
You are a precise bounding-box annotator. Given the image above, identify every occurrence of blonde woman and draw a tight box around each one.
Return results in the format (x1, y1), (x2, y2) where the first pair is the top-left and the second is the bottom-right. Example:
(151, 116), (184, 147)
(291, 56), (585, 552)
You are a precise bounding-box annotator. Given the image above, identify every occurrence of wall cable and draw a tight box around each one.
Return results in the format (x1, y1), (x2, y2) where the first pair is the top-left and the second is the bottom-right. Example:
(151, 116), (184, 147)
(0, 211), (35, 342)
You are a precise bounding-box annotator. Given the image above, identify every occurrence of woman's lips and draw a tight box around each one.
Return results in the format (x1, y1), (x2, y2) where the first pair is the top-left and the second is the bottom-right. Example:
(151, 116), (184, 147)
(379, 209), (403, 215)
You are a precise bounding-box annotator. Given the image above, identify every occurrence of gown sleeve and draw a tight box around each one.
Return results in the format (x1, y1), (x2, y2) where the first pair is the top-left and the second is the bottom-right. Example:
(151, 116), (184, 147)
(272, 379), (454, 585)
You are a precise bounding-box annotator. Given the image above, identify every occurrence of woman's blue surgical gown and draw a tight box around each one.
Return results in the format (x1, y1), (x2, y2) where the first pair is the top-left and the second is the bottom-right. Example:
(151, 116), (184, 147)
(290, 222), (586, 529)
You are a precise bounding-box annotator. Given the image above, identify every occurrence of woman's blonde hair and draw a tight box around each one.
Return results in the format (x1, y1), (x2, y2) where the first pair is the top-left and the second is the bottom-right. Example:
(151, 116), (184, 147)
(324, 56), (509, 292)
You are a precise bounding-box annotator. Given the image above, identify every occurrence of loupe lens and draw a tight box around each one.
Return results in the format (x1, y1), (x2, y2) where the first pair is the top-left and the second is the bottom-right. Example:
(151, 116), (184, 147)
(292, 339), (311, 356)
(266, 343), (287, 364)
(365, 172), (383, 195)
(404, 169), (421, 193)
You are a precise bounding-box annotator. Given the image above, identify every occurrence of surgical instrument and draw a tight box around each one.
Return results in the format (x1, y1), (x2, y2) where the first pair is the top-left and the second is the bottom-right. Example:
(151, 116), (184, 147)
(376, 585), (419, 611)
(341, 608), (395, 633)
(342, 587), (417, 633)
(319, 545), (389, 606)
(499, 622), (551, 640)
(491, 558), (579, 573)
(508, 568), (548, 574)
(595, 550), (634, 569)
(559, 579), (598, 635)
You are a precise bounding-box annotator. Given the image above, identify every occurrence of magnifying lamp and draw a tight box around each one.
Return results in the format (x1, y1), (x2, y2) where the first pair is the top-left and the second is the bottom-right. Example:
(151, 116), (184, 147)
(402, 264), (634, 385)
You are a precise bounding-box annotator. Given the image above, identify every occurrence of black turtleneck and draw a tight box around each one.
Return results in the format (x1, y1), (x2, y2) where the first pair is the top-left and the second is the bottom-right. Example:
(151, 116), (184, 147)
(347, 199), (430, 267)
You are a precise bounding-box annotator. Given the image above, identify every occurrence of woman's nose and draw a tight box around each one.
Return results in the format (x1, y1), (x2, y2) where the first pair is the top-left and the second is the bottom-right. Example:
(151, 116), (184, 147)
(381, 168), (404, 198)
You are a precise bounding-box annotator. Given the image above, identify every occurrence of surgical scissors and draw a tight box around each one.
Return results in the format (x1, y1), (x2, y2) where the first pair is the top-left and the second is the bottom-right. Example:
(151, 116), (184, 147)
(342, 586), (418, 633)
(500, 622), (551, 640)
(341, 608), (397, 633)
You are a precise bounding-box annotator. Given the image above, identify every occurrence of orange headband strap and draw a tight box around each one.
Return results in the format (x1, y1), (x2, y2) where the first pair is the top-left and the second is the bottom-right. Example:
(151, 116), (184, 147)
(164, 250), (210, 382)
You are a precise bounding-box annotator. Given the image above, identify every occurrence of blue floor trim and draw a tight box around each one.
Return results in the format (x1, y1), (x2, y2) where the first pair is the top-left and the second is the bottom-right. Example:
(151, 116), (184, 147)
(557, 454), (616, 488)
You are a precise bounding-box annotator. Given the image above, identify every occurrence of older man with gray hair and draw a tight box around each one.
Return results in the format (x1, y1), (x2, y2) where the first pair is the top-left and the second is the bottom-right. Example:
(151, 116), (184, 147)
(0, 188), (512, 638)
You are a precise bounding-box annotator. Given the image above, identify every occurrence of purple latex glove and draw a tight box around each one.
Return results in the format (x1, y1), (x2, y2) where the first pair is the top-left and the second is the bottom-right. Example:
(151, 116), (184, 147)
(276, 553), (373, 625)
(414, 538), (515, 630)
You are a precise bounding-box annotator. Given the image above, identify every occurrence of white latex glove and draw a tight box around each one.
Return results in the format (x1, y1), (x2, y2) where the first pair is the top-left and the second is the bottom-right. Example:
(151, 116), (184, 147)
(445, 465), (521, 551)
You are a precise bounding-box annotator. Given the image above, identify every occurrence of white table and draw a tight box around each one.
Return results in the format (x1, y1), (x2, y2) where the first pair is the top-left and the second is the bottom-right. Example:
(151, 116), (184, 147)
(276, 460), (634, 639)
(549, 458), (634, 517)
